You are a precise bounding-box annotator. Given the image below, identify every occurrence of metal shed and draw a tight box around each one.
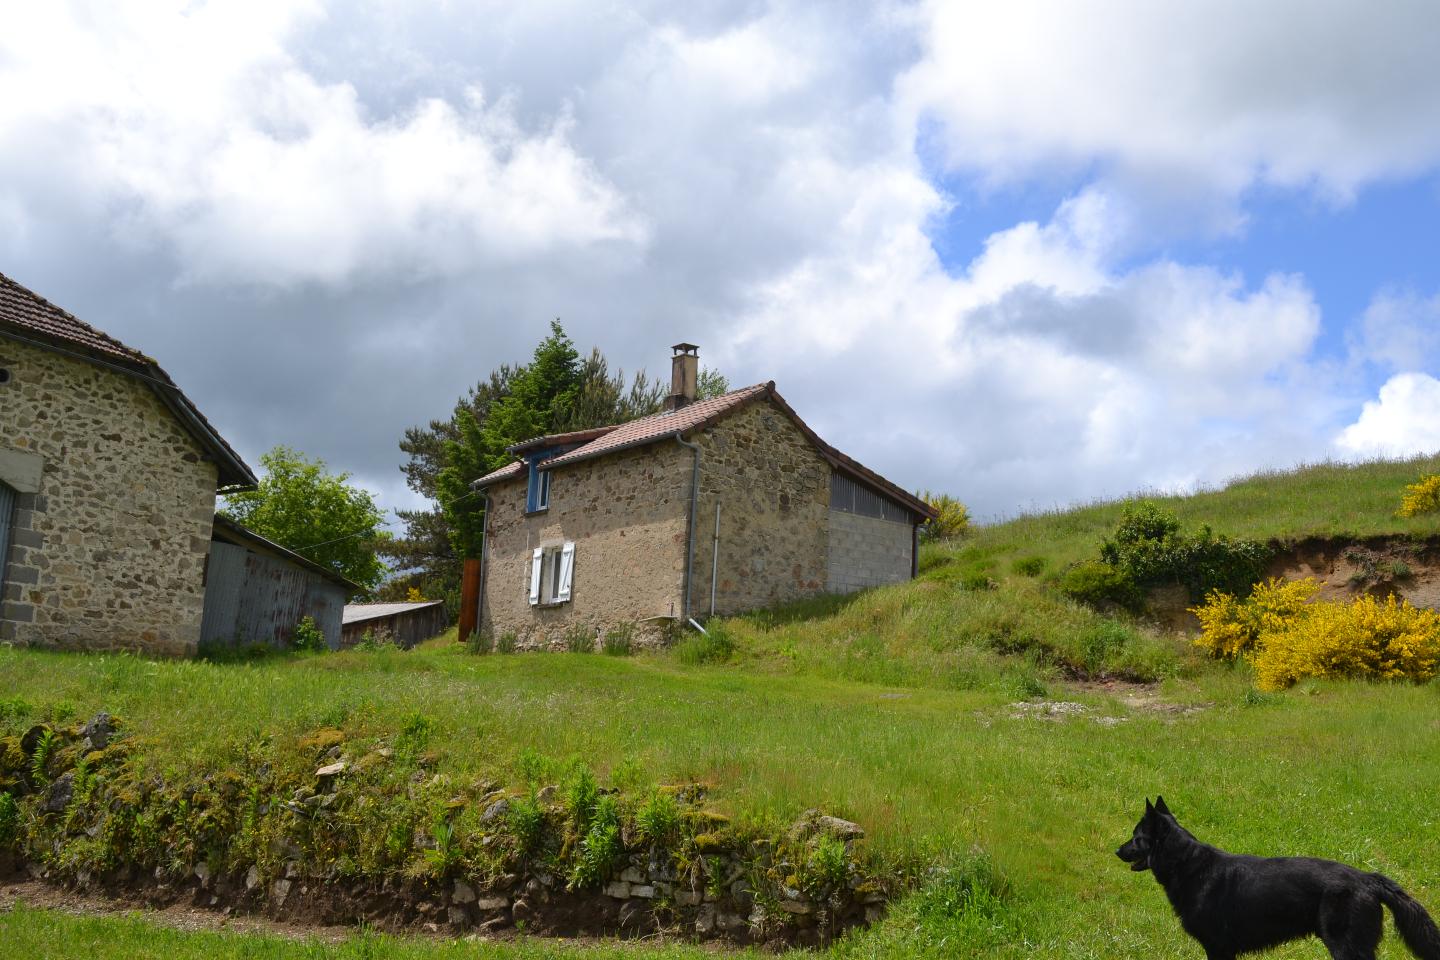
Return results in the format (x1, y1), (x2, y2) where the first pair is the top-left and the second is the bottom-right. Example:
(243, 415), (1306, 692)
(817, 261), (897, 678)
(200, 516), (359, 651)
(340, 601), (448, 649)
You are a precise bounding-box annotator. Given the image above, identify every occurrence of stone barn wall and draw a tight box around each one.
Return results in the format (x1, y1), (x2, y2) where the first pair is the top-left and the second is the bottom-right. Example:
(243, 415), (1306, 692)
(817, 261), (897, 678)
(0, 338), (218, 655)
(689, 400), (832, 617)
(480, 443), (690, 649)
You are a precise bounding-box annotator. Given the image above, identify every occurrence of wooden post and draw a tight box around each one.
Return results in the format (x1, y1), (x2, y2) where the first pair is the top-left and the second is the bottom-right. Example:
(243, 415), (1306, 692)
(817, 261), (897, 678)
(458, 557), (482, 643)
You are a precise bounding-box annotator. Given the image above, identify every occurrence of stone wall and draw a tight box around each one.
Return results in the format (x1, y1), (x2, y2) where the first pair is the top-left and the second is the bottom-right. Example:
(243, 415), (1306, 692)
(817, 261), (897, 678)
(827, 509), (914, 593)
(690, 400), (831, 617)
(0, 338), (218, 655)
(480, 442), (690, 649)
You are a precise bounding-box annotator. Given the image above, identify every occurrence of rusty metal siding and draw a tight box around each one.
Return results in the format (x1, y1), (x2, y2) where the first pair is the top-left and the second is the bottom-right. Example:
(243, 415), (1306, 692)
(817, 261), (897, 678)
(200, 541), (347, 651)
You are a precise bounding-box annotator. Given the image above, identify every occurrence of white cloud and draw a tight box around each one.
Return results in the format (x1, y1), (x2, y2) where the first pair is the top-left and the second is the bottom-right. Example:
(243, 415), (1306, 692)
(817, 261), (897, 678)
(1352, 289), (1440, 373)
(903, 0), (1440, 211)
(1337, 373), (1440, 458)
(0, 2), (644, 287)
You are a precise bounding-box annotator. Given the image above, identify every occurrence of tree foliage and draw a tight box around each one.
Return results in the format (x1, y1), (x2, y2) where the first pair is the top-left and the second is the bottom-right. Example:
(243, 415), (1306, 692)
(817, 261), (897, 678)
(221, 446), (389, 594)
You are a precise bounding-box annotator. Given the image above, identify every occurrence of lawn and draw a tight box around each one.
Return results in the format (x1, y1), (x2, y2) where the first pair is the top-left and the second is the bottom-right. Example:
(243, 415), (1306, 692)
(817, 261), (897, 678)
(3, 456), (1440, 958)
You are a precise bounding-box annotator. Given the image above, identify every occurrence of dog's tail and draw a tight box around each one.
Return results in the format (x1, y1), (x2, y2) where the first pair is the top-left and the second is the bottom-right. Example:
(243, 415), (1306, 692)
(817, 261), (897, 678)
(1375, 874), (1440, 960)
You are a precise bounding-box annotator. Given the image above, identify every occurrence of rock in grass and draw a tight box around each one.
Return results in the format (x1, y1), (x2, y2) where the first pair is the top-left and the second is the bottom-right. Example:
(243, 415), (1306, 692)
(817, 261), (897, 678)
(42, 771), (74, 813)
(81, 712), (115, 751)
(452, 880), (477, 904)
(315, 760), (347, 778)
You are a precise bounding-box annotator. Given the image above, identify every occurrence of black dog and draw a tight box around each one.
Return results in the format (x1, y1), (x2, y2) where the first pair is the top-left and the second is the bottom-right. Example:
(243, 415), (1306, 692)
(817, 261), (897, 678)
(1117, 797), (1440, 960)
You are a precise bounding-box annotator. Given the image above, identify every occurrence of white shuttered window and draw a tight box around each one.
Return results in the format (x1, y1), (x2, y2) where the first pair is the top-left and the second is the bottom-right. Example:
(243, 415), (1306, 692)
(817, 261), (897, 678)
(529, 547), (543, 605)
(557, 542), (575, 602)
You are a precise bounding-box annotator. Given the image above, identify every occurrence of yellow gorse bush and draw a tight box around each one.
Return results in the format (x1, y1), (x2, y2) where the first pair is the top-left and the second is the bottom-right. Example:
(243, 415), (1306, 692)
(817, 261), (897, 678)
(1397, 474), (1440, 518)
(1193, 578), (1440, 690)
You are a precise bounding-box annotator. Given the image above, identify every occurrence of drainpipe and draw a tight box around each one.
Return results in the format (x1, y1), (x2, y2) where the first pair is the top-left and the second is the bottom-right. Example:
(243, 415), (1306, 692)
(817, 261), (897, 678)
(477, 489), (491, 633)
(710, 501), (721, 617)
(674, 433), (701, 623)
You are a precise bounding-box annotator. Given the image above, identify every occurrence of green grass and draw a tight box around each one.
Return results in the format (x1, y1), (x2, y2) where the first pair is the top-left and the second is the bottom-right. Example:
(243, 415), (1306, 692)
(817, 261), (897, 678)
(5, 455), (1440, 957)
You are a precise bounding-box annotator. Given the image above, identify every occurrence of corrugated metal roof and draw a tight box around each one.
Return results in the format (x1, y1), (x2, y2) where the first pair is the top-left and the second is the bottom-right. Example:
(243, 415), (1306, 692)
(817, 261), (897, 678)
(0, 270), (257, 489)
(343, 601), (446, 624)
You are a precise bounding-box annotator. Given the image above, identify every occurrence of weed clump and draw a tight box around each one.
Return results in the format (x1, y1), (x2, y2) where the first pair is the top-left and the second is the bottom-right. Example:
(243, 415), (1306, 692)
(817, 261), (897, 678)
(675, 625), (735, 665)
(601, 622), (635, 656)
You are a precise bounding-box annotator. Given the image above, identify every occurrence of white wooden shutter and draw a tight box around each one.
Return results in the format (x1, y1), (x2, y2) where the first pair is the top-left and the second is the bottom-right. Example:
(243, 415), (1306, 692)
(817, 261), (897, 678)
(529, 547), (543, 605)
(557, 541), (575, 602)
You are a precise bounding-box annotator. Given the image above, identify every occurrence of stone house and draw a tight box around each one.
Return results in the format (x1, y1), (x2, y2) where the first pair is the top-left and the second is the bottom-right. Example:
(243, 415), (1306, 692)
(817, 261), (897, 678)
(471, 344), (936, 649)
(0, 271), (257, 654)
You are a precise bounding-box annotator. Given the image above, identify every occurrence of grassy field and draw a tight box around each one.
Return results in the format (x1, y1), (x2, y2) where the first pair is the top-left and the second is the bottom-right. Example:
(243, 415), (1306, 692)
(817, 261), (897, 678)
(4, 456), (1440, 958)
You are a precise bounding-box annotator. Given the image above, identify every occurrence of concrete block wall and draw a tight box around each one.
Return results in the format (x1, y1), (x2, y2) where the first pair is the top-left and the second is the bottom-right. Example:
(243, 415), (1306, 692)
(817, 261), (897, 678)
(826, 508), (913, 593)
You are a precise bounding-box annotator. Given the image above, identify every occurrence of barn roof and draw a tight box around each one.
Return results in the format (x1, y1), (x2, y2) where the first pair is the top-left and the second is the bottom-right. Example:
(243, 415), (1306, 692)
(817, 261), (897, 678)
(342, 600), (446, 625)
(474, 382), (936, 521)
(0, 271), (256, 489)
(213, 515), (361, 594)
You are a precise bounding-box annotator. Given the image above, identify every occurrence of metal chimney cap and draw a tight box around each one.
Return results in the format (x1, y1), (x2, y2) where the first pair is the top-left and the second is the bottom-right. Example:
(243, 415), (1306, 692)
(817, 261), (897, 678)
(671, 342), (699, 354)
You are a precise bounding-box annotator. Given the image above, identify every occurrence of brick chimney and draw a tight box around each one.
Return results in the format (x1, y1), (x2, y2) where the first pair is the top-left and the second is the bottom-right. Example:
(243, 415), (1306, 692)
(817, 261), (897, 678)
(667, 342), (699, 411)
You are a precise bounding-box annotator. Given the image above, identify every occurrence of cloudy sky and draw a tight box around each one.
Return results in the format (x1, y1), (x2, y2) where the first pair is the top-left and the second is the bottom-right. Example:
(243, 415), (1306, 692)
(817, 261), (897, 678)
(4, 1), (1440, 521)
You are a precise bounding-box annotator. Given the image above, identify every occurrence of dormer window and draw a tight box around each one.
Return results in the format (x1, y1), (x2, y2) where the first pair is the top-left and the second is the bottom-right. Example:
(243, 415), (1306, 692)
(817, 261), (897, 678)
(526, 455), (552, 513)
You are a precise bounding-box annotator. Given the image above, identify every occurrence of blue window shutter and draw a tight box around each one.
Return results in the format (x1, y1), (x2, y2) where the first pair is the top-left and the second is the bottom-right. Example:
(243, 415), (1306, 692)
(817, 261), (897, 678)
(0, 482), (13, 589)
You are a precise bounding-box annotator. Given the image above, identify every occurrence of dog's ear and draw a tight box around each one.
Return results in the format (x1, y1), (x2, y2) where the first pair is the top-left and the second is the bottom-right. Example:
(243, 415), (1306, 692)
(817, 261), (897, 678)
(1144, 798), (1154, 814)
(1155, 796), (1170, 816)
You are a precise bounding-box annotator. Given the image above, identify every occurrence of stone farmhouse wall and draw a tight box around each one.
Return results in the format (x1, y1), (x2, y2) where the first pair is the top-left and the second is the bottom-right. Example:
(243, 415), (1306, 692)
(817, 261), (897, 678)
(480, 442), (690, 649)
(689, 401), (831, 617)
(0, 338), (218, 655)
(827, 509), (914, 593)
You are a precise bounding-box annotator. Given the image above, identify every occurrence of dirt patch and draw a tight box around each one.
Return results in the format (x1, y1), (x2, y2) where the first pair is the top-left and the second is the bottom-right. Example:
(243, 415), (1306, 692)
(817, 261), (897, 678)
(0, 877), (355, 943)
(1268, 535), (1440, 609)
(1067, 679), (1209, 718)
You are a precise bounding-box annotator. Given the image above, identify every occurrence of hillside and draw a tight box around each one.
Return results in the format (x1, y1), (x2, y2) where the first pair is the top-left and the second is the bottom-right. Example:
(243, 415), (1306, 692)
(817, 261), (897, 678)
(3, 455), (1440, 958)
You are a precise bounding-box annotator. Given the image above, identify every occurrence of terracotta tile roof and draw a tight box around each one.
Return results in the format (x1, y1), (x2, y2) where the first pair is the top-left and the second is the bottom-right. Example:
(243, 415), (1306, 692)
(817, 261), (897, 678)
(0, 270), (257, 489)
(541, 382), (773, 470)
(474, 460), (525, 487)
(0, 272), (149, 363)
(471, 381), (936, 521)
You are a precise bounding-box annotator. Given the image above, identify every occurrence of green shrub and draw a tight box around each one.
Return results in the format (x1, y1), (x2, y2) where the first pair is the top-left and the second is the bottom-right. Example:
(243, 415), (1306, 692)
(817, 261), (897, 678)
(496, 631), (518, 654)
(1100, 500), (1269, 601)
(906, 852), (1011, 942)
(1058, 561), (1141, 610)
(1011, 556), (1047, 577)
(633, 790), (680, 844)
(802, 834), (850, 898)
(507, 793), (546, 857)
(601, 622), (635, 656)
(564, 625), (595, 654)
(393, 712), (436, 764)
(568, 794), (622, 890)
(291, 616), (327, 653)
(674, 624), (734, 665)
(422, 813), (463, 876)
(563, 765), (600, 830)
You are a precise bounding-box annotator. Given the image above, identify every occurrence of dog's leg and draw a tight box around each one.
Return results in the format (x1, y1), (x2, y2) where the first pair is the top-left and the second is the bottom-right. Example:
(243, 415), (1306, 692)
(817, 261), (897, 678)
(1319, 889), (1384, 960)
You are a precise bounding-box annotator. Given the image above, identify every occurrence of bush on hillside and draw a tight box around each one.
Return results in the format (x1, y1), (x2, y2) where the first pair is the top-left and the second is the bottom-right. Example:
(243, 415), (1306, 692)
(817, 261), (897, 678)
(1397, 474), (1440, 518)
(920, 491), (971, 541)
(1193, 578), (1440, 690)
(1098, 501), (1269, 601)
(1057, 560), (1142, 611)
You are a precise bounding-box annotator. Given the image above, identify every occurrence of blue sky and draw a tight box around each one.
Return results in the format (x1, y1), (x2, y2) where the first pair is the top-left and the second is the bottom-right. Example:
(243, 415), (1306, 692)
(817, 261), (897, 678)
(3, 2), (1440, 520)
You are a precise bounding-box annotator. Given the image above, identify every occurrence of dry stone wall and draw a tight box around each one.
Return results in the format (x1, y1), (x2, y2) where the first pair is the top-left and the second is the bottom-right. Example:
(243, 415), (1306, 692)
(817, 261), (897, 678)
(0, 339), (218, 655)
(690, 400), (831, 617)
(480, 442), (690, 649)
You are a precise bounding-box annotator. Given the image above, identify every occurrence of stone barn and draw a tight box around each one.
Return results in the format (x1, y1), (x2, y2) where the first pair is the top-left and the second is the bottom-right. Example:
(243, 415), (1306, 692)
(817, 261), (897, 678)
(0, 271), (257, 654)
(470, 344), (936, 650)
